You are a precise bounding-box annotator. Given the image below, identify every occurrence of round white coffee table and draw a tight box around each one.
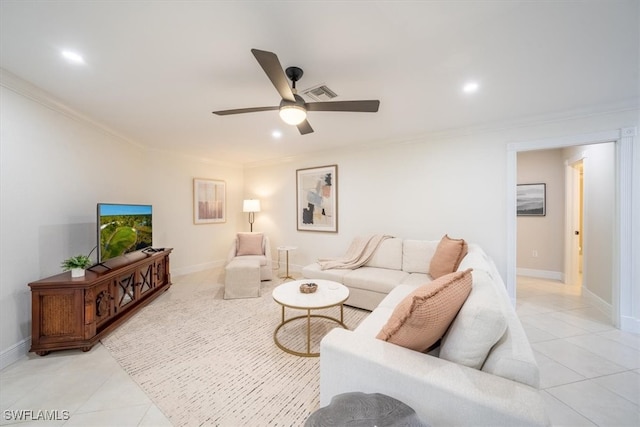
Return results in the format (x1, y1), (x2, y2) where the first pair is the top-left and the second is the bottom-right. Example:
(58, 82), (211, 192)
(272, 279), (349, 357)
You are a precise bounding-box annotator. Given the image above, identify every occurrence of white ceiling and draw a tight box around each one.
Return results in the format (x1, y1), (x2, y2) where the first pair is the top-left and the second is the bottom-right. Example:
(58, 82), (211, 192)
(1, 1), (638, 165)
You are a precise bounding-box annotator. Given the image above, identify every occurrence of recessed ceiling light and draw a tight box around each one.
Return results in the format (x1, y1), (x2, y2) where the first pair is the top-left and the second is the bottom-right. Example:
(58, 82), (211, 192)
(61, 50), (85, 64)
(463, 81), (479, 94)
(271, 130), (282, 139)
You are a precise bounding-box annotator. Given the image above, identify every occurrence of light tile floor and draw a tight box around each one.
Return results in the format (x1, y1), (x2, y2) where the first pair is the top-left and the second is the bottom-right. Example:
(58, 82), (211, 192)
(517, 276), (640, 427)
(1, 271), (638, 426)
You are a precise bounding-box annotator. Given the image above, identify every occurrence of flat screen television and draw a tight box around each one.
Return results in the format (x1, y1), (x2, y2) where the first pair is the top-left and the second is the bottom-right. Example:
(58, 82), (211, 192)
(97, 203), (153, 262)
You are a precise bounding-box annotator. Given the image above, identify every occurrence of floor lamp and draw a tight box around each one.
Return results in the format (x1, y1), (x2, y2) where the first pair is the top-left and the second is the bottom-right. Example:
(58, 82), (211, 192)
(243, 199), (261, 232)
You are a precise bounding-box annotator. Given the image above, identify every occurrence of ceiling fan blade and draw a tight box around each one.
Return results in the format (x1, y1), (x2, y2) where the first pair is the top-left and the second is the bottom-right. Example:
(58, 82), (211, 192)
(306, 100), (380, 113)
(212, 106), (279, 116)
(297, 119), (314, 135)
(251, 49), (295, 102)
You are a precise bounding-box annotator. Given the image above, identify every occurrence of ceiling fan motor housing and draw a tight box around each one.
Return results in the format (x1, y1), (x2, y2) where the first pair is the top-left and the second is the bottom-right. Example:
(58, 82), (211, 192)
(279, 94), (306, 109)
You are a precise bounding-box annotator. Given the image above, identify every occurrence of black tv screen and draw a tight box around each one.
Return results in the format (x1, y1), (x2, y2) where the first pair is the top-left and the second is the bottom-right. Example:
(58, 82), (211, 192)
(97, 203), (152, 262)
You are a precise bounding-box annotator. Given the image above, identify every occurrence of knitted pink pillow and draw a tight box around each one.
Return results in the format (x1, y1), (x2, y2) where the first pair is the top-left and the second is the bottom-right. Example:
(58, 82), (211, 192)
(376, 269), (473, 352)
(236, 233), (264, 256)
(429, 235), (468, 279)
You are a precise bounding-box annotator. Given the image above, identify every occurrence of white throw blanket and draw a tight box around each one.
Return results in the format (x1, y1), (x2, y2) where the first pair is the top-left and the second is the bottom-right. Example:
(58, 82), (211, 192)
(318, 234), (393, 270)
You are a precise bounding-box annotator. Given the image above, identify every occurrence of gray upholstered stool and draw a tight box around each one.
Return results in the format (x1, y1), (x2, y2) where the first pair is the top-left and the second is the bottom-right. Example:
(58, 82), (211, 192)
(305, 392), (428, 427)
(224, 258), (261, 299)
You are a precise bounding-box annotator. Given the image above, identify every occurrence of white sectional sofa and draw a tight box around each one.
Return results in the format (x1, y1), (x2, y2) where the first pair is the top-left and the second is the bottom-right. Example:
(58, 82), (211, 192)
(303, 238), (435, 310)
(303, 237), (549, 426)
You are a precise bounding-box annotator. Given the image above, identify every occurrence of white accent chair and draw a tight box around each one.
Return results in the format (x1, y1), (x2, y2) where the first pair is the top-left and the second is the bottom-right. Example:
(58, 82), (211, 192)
(226, 233), (273, 282)
(224, 258), (261, 299)
(224, 233), (273, 299)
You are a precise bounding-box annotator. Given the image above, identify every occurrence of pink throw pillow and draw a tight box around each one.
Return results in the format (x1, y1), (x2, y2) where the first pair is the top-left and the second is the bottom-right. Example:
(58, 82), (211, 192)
(376, 269), (473, 352)
(236, 233), (263, 256)
(429, 234), (468, 279)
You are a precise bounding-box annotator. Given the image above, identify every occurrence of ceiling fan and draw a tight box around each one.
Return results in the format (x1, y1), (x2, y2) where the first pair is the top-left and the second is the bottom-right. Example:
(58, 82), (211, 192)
(212, 49), (380, 135)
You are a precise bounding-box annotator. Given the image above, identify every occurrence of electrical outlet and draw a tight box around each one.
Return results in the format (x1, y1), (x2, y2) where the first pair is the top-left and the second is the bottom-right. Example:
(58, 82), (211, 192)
(532, 250), (538, 257)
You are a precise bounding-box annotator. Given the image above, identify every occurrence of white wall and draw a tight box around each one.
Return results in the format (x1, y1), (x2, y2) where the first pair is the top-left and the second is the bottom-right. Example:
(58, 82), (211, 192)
(582, 143), (616, 305)
(2, 70), (638, 366)
(244, 133), (508, 274)
(246, 111), (638, 280)
(0, 85), (137, 363)
(516, 149), (565, 278)
(0, 78), (243, 368)
(246, 112), (639, 337)
(145, 150), (243, 275)
(634, 127), (640, 329)
(562, 142), (616, 305)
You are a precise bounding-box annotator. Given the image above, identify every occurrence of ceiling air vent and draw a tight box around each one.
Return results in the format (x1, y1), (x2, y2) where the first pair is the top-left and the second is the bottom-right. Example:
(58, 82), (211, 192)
(301, 84), (338, 102)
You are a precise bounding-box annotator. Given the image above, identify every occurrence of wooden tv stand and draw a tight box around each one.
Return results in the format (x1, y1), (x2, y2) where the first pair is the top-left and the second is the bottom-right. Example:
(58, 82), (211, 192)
(29, 249), (172, 356)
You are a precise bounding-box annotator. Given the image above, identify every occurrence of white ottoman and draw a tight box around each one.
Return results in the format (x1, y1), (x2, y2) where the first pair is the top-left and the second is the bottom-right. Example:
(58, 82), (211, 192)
(224, 258), (261, 299)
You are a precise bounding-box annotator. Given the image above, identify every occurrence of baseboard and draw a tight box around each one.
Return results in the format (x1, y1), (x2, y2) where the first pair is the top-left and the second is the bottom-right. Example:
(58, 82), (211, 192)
(0, 337), (30, 370)
(172, 260), (225, 277)
(516, 268), (564, 281)
(288, 263), (303, 273)
(620, 315), (640, 334)
(174, 260), (303, 279)
(581, 286), (612, 318)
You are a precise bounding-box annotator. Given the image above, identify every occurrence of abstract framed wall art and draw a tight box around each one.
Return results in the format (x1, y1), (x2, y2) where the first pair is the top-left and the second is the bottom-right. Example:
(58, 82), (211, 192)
(517, 183), (546, 216)
(296, 165), (338, 232)
(193, 178), (226, 224)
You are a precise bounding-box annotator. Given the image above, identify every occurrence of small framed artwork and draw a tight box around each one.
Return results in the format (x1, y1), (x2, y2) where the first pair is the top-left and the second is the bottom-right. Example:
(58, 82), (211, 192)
(517, 183), (546, 216)
(296, 165), (338, 232)
(193, 178), (226, 224)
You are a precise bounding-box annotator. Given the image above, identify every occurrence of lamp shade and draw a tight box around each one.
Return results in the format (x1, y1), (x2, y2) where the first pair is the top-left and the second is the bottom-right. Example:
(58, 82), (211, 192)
(279, 105), (307, 125)
(243, 199), (261, 213)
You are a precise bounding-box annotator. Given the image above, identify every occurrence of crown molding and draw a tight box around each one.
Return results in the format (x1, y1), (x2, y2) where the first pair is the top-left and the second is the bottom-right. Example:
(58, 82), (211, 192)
(245, 99), (639, 169)
(1, 68), (242, 168)
(1, 68), (145, 150)
(4, 67), (636, 170)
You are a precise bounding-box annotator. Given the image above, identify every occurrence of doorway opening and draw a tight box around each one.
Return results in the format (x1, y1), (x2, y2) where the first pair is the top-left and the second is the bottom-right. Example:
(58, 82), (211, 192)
(506, 127), (637, 332)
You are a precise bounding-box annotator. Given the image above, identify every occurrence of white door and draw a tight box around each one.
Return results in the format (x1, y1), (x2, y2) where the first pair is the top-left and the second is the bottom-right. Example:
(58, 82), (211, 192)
(565, 158), (584, 287)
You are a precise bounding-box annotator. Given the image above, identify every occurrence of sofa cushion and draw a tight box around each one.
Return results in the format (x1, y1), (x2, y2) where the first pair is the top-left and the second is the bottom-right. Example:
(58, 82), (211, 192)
(232, 254), (267, 266)
(376, 269), (473, 352)
(457, 244), (492, 275)
(482, 308), (541, 388)
(302, 262), (352, 282)
(429, 235), (468, 279)
(365, 238), (403, 270)
(376, 285), (415, 311)
(236, 232), (264, 256)
(343, 267), (409, 294)
(354, 306), (395, 336)
(439, 270), (508, 369)
(481, 283), (541, 388)
(400, 272), (431, 287)
(402, 240), (438, 274)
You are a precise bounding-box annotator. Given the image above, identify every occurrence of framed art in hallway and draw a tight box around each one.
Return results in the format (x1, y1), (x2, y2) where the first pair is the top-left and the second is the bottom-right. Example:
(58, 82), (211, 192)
(296, 165), (338, 232)
(517, 183), (546, 216)
(193, 178), (226, 224)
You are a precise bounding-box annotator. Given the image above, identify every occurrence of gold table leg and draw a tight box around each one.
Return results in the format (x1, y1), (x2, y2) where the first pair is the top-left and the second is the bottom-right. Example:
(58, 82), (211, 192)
(307, 309), (311, 354)
(273, 305), (348, 357)
(280, 250), (295, 281)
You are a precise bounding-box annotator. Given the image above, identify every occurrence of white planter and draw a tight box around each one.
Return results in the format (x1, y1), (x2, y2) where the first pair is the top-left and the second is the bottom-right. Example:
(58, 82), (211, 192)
(71, 268), (85, 278)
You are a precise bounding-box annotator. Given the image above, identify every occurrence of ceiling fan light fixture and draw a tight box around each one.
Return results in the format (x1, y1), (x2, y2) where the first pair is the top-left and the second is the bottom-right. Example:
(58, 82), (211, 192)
(279, 105), (307, 125)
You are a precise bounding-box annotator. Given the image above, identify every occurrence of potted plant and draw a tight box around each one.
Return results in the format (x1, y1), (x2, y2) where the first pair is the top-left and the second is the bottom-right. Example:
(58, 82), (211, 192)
(61, 254), (93, 278)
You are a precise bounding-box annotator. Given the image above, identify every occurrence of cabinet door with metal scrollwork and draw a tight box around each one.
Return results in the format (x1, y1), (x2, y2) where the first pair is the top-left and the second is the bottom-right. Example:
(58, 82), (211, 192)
(93, 281), (114, 327)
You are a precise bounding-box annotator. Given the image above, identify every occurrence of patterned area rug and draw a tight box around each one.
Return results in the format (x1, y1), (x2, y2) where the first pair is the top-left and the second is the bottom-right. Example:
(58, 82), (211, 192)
(101, 271), (369, 426)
